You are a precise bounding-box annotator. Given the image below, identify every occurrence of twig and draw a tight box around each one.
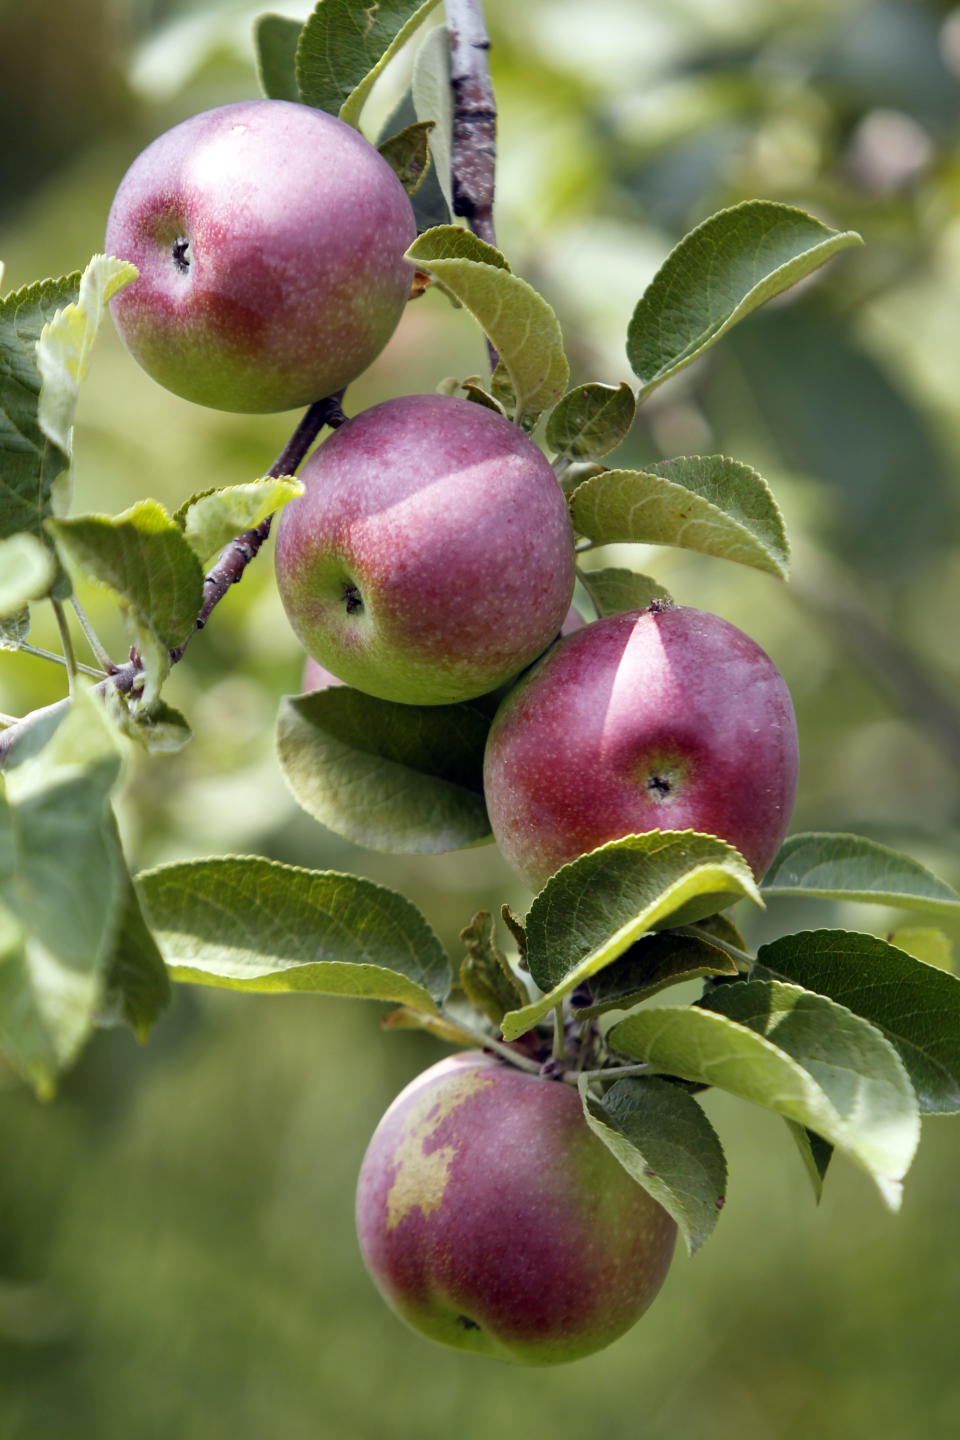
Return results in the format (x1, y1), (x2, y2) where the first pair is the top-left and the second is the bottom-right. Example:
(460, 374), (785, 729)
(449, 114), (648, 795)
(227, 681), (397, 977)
(445, 0), (499, 370)
(70, 595), (118, 673)
(51, 600), (77, 698)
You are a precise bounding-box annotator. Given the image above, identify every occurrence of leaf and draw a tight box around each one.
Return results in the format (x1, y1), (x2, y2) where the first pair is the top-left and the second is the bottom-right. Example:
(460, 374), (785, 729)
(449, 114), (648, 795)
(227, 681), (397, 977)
(174, 477), (302, 568)
(0, 609), (30, 650)
(574, 923), (740, 1019)
(296, 0), (442, 127)
(104, 691), (192, 756)
(609, 980), (920, 1210)
(576, 566), (671, 619)
(580, 1075), (727, 1256)
(276, 688), (490, 853)
(786, 1122), (833, 1201)
(36, 254), (137, 473)
(888, 927), (953, 973)
(406, 223), (510, 271)
(254, 12), (303, 101)
(48, 501), (204, 704)
(411, 22), (453, 214)
(138, 856), (450, 1013)
(499, 832), (761, 1041)
(545, 382), (636, 462)
(0, 689), (125, 1097)
(458, 377), (506, 415)
(756, 929), (960, 1114)
(570, 456), (790, 579)
(0, 271), (79, 549)
(627, 201), (863, 397)
(378, 119), (434, 195)
(761, 833), (960, 917)
(99, 826), (171, 1042)
(406, 229), (569, 420)
(0, 533), (55, 618)
(459, 910), (526, 1024)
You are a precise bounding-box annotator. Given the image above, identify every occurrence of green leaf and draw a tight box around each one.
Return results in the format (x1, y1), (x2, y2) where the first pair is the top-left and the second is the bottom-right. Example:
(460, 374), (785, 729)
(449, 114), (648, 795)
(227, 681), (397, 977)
(411, 22), (453, 214)
(138, 856), (450, 1013)
(100, 827), (171, 1042)
(48, 501), (204, 704)
(174, 477), (302, 568)
(458, 910), (526, 1024)
(104, 691), (192, 756)
(254, 12), (303, 101)
(296, 0), (442, 126)
(0, 533), (55, 618)
(36, 254), (137, 475)
(0, 271), (79, 549)
(457, 377), (507, 415)
(627, 201), (863, 397)
(0, 608), (30, 650)
(570, 456), (790, 579)
(610, 979), (919, 1210)
(378, 119), (435, 195)
(576, 566), (672, 619)
(761, 833), (960, 917)
(499, 832), (761, 1041)
(0, 689), (125, 1097)
(406, 223), (510, 271)
(545, 382), (636, 462)
(276, 688), (490, 853)
(407, 229), (569, 420)
(786, 1122), (833, 1201)
(580, 1075), (727, 1256)
(756, 929), (960, 1114)
(574, 922), (740, 1019)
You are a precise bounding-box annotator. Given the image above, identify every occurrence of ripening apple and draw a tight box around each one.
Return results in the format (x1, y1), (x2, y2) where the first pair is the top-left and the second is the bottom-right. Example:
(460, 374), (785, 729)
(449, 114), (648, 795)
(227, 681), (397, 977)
(274, 394), (576, 705)
(355, 1050), (677, 1365)
(483, 603), (799, 890)
(302, 655), (343, 692)
(105, 99), (416, 412)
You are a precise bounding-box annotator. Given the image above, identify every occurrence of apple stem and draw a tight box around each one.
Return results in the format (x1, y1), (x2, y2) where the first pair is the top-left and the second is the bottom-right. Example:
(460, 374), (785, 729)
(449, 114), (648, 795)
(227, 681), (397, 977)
(70, 595), (118, 674)
(51, 600), (78, 698)
(10, 642), (104, 681)
(552, 1003), (566, 1061)
(575, 1062), (651, 1088)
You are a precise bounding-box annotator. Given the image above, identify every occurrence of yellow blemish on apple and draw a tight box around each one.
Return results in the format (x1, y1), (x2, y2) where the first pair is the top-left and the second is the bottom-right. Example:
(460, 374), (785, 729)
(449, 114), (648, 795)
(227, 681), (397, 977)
(386, 1068), (494, 1229)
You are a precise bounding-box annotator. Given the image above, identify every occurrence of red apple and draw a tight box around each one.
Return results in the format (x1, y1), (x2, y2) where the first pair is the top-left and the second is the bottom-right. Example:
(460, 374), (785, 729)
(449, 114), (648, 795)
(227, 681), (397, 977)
(483, 603), (799, 890)
(301, 655), (343, 692)
(355, 1050), (677, 1364)
(274, 394), (576, 705)
(105, 100), (416, 412)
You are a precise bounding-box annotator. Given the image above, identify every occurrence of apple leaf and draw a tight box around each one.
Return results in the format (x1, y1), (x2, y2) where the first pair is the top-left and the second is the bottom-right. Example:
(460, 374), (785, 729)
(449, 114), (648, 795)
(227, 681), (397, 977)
(296, 0), (442, 128)
(887, 927), (953, 972)
(574, 921), (740, 1019)
(459, 910), (527, 1024)
(570, 456), (790, 579)
(36, 254), (137, 481)
(254, 13), (302, 101)
(0, 689), (125, 1097)
(276, 688), (491, 853)
(761, 833), (960, 917)
(576, 566), (672, 619)
(0, 270), (79, 552)
(755, 929), (960, 1114)
(458, 377), (507, 415)
(786, 1122), (833, 1201)
(406, 229), (569, 421)
(378, 119), (435, 196)
(411, 22), (453, 214)
(103, 691), (192, 756)
(0, 608), (30, 650)
(137, 856), (451, 1014)
(174, 477), (303, 569)
(579, 1075), (727, 1256)
(499, 832), (761, 1041)
(545, 382), (636, 462)
(47, 501), (204, 704)
(0, 533), (56, 618)
(608, 980), (919, 1210)
(99, 822), (171, 1043)
(407, 223), (510, 271)
(627, 201), (863, 398)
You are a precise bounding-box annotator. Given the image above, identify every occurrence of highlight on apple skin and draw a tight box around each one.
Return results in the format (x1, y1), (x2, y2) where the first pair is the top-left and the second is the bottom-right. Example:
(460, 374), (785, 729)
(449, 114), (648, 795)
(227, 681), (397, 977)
(105, 99), (416, 412)
(483, 602), (799, 891)
(355, 1050), (677, 1365)
(274, 393), (576, 706)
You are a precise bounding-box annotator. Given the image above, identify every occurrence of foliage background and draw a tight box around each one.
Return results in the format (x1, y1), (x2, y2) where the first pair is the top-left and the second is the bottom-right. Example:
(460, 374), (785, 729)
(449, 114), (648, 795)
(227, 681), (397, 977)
(1, 0), (959, 1435)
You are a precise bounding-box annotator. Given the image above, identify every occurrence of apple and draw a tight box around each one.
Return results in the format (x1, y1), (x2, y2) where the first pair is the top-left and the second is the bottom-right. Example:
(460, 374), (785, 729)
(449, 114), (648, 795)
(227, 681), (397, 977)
(104, 99), (416, 412)
(301, 655), (343, 692)
(355, 1050), (677, 1364)
(274, 393), (576, 705)
(483, 602), (799, 890)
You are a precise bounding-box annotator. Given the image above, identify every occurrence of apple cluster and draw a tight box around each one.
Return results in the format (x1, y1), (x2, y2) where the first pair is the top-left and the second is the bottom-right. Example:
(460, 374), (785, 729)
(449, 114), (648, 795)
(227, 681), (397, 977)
(106, 99), (800, 1366)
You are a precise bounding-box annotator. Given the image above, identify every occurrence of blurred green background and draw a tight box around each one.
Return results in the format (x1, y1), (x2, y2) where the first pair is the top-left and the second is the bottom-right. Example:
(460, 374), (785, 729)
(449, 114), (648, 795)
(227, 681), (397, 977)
(2, 0), (960, 1435)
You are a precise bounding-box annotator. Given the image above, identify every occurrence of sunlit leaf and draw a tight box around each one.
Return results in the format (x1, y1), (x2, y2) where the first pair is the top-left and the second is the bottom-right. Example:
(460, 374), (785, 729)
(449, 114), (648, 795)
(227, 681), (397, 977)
(296, 0), (442, 126)
(761, 833), (960, 916)
(174, 477), (302, 568)
(0, 533), (55, 618)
